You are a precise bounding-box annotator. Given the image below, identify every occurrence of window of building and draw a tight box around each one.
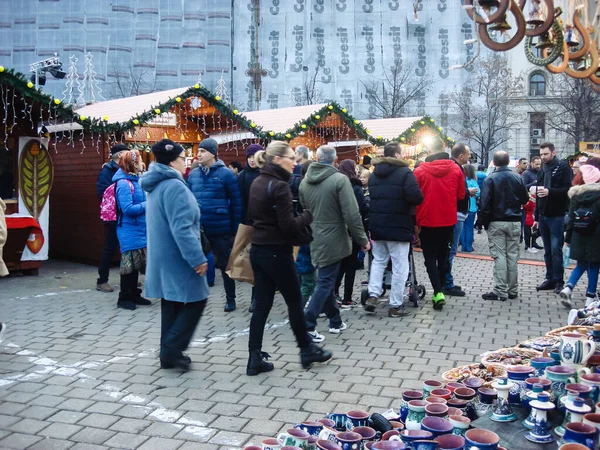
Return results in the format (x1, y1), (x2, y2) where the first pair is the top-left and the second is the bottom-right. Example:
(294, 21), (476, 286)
(529, 73), (546, 96)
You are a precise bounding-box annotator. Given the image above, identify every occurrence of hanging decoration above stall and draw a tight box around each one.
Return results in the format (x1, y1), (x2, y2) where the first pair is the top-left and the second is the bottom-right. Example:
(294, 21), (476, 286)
(464, 0), (600, 93)
(0, 67), (454, 150)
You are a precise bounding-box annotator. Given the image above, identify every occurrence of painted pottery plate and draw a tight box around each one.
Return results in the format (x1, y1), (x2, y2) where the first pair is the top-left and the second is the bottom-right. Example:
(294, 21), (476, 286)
(480, 347), (541, 367)
(546, 325), (592, 337)
(518, 336), (559, 352)
(442, 363), (506, 386)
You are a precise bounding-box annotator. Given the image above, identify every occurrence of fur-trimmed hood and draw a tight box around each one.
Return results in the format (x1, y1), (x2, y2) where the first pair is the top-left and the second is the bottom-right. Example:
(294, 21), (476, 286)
(372, 157), (409, 167)
(372, 157), (410, 179)
(568, 182), (600, 199)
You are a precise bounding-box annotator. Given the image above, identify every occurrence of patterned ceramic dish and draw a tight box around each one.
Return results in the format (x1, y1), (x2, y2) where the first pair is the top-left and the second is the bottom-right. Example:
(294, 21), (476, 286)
(480, 347), (541, 367)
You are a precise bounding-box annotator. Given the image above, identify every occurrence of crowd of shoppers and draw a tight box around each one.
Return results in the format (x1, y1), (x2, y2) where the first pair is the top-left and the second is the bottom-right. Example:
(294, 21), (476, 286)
(94, 136), (600, 372)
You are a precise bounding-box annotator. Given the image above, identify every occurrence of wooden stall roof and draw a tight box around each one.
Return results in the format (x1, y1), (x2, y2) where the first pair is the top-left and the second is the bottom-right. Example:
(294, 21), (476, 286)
(360, 117), (422, 141)
(74, 88), (186, 123)
(244, 104), (328, 133)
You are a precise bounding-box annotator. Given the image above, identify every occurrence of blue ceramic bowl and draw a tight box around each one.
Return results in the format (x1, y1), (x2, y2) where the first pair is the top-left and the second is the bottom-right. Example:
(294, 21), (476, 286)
(421, 417), (453, 438)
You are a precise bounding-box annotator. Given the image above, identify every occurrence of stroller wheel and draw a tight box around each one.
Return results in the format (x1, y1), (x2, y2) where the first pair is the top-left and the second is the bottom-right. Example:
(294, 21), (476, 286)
(417, 285), (427, 300)
(361, 289), (369, 306)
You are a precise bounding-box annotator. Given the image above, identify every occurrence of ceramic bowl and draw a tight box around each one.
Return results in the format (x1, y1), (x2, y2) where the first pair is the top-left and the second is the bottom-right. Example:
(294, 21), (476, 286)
(434, 434), (466, 450)
(464, 429), (499, 447)
(463, 378), (484, 390)
(420, 417), (453, 437)
(426, 396), (448, 405)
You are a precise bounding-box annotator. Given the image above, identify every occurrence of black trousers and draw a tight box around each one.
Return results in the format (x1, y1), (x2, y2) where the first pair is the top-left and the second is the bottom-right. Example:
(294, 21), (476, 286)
(419, 226), (453, 295)
(524, 225), (532, 248)
(160, 299), (206, 362)
(118, 271), (139, 302)
(335, 242), (360, 302)
(249, 244), (311, 351)
(97, 221), (118, 284)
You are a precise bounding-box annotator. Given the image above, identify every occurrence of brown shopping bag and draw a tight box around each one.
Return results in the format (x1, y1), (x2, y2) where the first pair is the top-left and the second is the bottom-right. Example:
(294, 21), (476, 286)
(226, 224), (254, 284)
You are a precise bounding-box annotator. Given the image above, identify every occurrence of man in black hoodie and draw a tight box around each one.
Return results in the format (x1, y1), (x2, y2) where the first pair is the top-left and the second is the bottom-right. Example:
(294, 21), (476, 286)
(535, 143), (573, 293)
(442, 143), (474, 297)
(95, 143), (128, 293)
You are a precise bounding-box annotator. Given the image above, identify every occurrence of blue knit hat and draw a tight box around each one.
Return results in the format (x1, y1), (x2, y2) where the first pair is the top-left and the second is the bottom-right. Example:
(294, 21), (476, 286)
(199, 138), (218, 157)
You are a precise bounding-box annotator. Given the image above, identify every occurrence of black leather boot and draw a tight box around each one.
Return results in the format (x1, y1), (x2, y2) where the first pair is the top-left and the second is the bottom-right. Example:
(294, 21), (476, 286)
(300, 343), (333, 370)
(246, 350), (274, 376)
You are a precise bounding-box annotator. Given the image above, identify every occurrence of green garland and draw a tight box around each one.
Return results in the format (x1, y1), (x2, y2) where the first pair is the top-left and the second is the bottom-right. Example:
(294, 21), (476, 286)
(0, 66), (454, 146)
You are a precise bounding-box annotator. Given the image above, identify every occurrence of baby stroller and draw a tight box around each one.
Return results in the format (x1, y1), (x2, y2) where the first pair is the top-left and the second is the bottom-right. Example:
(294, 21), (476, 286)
(361, 245), (426, 308)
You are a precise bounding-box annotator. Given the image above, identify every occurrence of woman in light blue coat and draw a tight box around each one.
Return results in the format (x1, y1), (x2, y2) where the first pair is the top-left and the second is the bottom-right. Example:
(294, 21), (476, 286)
(112, 150), (148, 310)
(140, 139), (209, 371)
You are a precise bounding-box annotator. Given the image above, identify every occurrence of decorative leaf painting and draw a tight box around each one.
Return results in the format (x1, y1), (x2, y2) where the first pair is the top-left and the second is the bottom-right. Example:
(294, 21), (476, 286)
(19, 139), (53, 220)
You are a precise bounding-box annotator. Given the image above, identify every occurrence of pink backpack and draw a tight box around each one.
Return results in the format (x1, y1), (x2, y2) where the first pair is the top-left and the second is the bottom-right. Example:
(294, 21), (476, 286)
(100, 180), (134, 222)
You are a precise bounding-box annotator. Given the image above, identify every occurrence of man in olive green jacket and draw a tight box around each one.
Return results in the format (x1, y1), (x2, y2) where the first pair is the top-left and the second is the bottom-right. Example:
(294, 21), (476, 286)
(300, 146), (370, 342)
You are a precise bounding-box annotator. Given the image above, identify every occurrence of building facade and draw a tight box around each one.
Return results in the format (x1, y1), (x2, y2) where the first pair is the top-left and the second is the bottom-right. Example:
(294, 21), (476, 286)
(0, 0), (573, 161)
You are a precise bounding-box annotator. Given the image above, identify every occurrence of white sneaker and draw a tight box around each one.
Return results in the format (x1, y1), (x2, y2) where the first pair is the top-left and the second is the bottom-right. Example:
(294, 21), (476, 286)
(308, 330), (325, 343)
(586, 295), (597, 308)
(568, 309), (579, 325)
(560, 286), (572, 299)
(328, 322), (348, 334)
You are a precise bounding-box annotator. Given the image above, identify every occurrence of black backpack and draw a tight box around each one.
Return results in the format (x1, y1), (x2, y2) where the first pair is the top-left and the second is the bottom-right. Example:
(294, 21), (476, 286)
(572, 207), (597, 234)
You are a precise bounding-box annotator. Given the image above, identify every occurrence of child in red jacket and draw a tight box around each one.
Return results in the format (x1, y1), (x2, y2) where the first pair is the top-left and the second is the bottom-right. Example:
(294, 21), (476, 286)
(523, 194), (537, 253)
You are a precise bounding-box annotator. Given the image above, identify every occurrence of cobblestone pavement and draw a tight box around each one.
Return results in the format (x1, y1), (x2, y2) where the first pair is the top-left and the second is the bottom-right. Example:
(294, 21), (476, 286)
(0, 254), (578, 449)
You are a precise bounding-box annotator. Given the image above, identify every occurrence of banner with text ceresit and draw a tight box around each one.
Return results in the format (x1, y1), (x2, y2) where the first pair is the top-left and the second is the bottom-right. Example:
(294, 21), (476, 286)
(247, 0), (485, 119)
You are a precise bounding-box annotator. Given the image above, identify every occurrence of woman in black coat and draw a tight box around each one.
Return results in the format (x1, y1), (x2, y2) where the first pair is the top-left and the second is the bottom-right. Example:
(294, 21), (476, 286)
(246, 141), (332, 376)
(334, 159), (369, 308)
(561, 165), (600, 308)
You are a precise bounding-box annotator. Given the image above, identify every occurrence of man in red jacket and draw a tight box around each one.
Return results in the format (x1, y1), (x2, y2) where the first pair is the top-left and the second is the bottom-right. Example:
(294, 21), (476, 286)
(414, 150), (466, 310)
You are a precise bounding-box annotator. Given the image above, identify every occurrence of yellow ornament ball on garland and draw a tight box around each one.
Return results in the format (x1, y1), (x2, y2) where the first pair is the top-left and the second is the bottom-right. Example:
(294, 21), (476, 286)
(315, 115), (320, 120)
(438, 127), (443, 131)
(301, 124), (307, 129)
(269, 131), (274, 136)
(420, 121), (425, 125)
(377, 135), (382, 140)
(133, 119), (139, 125)
(430, 118), (435, 122)
(79, 115), (86, 121)
(250, 122), (257, 128)
(354, 120), (359, 124)
(194, 84), (200, 89)
(341, 108), (347, 113)
(447, 137), (452, 141)
(328, 105), (333, 110)
(0, 66), (4, 73)
(400, 137), (406, 141)
(285, 133), (291, 139)
(215, 95), (221, 101)
(154, 108), (161, 114)
(27, 81), (34, 88)
(410, 128), (415, 132)
(175, 97), (182, 103)
(366, 129), (371, 134)
(53, 98), (61, 105)
(233, 109), (239, 115)
(103, 115), (109, 121)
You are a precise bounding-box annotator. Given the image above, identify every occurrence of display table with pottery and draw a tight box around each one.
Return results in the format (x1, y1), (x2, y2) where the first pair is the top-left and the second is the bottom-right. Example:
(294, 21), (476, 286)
(472, 405), (563, 450)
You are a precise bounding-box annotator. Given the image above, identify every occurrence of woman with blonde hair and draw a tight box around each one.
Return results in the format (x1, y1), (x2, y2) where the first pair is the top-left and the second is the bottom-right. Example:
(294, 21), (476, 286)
(246, 141), (332, 375)
(112, 149), (148, 310)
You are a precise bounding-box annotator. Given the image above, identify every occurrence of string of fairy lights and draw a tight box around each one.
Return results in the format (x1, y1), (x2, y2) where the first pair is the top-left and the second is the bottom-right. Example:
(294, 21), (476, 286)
(0, 66), (455, 154)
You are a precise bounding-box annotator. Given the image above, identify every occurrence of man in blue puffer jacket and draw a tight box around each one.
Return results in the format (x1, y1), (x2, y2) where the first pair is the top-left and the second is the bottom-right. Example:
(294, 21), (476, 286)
(188, 138), (242, 311)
